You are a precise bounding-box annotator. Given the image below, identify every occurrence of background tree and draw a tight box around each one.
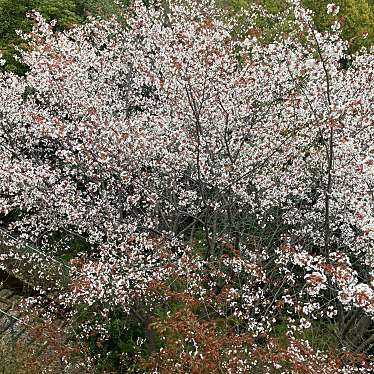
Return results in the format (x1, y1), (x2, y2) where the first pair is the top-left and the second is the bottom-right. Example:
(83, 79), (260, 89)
(303, 0), (374, 51)
(226, 0), (374, 52)
(0, 0), (128, 73)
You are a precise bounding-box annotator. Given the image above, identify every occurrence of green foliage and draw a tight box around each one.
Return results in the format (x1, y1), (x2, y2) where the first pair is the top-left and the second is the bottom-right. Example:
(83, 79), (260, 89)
(71, 305), (151, 372)
(50, 231), (92, 261)
(227, 0), (374, 52)
(0, 0), (127, 73)
(0, 0), (82, 73)
(301, 320), (339, 352)
(76, 0), (129, 19)
(97, 313), (147, 372)
(0, 0), (30, 73)
(272, 317), (339, 353)
(303, 0), (374, 52)
(34, 0), (82, 27)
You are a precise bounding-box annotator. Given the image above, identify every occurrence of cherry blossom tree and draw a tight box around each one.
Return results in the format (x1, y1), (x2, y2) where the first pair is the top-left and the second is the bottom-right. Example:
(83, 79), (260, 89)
(0, 0), (373, 372)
